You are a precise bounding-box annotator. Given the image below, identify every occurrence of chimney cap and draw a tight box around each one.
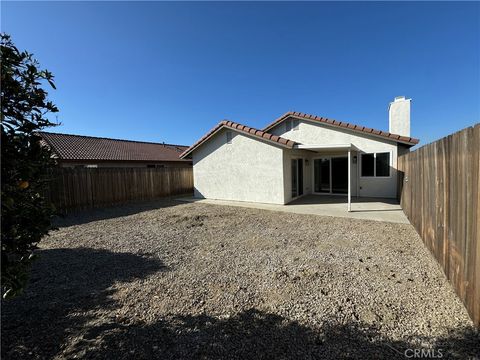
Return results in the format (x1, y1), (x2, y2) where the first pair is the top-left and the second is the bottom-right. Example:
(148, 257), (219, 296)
(394, 96), (406, 101)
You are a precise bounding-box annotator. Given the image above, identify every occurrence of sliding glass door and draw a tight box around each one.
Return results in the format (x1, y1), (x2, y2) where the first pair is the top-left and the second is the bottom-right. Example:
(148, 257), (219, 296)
(291, 159), (298, 198)
(331, 157), (348, 194)
(313, 158), (330, 193)
(313, 156), (348, 194)
(291, 159), (303, 198)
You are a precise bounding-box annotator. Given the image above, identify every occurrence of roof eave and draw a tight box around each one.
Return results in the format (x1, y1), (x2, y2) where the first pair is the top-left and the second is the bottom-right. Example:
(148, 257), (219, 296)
(264, 112), (419, 147)
(180, 121), (295, 159)
(55, 158), (191, 163)
(262, 111), (292, 132)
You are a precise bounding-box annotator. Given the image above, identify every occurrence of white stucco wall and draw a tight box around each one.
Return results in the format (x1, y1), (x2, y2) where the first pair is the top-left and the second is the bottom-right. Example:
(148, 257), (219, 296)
(192, 128), (286, 204)
(270, 118), (400, 198)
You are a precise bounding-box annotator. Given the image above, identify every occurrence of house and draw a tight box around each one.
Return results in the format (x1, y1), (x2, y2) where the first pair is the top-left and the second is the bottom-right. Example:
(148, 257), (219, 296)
(180, 97), (419, 210)
(38, 132), (191, 168)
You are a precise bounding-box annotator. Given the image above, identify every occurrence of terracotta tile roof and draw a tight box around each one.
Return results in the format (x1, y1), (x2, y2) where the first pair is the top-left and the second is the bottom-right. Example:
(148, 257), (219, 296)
(263, 111), (420, 146)
(180, 120), (296, 158)
(37, 132), (190, 162)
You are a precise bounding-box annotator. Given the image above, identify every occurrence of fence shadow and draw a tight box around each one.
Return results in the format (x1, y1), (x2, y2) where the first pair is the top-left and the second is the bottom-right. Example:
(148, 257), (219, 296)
(55, 310), (480, 359)
(53, 197), (191, 227)
(1, 247), (168, 359)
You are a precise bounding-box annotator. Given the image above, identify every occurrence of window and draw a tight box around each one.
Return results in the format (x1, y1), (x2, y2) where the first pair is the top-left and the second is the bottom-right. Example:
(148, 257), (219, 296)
(293, 119), (299, 131)
(361, 154), (374, 177)
(375, 153), (390, 177)
(361, 152), (390, 177)
(226, 131), (233, 144)
(285, 119), (292, 132)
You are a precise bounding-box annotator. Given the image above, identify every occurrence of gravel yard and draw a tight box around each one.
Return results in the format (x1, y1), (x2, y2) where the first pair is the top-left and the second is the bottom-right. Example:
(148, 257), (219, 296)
(2, 199), (479, 359)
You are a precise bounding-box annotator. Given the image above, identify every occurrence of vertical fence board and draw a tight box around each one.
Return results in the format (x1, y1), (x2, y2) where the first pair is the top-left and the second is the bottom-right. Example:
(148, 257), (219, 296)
(48, 166), (193, 213)
(473, 124), (480, 324)
(398, 124), (480, 327)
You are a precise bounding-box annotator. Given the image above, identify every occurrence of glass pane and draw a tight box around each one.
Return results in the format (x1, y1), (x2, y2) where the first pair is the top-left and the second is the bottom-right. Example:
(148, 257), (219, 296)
(331, 157), (348, 194)
(314, 158), (330, 193)
(298, 159), (303, 196)
(376, 152), (390, 176)
(291, 159), (298, 197)
(361, 154), (374, 177)
(314, 159), (320, 192)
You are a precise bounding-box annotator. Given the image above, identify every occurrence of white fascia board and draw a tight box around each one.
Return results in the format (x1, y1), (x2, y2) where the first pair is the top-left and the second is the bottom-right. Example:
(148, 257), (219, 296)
(294, 144), (353, 151)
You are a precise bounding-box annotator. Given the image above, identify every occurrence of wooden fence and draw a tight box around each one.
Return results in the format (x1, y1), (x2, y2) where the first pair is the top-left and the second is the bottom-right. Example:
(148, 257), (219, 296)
(47, 167), (193, 213)
(398, 123), (480, 326)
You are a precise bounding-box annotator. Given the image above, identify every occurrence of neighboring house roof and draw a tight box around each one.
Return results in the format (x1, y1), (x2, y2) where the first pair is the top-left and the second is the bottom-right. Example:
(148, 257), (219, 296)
(37, 132), (190, 162)
(180, 120), (296, 159)
(263, 111), (419, 146)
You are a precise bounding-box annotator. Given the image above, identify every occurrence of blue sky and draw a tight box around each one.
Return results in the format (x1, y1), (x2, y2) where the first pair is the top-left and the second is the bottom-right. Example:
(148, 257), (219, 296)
(2, 1), (479, 147)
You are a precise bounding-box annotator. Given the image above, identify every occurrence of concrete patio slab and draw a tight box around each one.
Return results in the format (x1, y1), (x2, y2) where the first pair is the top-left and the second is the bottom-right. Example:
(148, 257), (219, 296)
(176, 195), (410, 224)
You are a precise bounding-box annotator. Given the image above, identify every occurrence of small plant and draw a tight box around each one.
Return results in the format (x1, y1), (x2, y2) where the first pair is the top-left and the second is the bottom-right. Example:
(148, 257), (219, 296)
(1, 33), (59, 298)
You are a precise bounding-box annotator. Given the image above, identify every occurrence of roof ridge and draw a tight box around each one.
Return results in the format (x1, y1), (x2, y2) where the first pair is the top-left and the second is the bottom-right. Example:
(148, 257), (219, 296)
(262, 111), (419, 145)
(36, 131), (188, 148)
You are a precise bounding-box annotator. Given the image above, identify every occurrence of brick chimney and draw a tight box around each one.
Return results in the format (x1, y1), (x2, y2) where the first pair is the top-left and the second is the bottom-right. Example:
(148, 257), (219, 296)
(389, 96), (411, 137)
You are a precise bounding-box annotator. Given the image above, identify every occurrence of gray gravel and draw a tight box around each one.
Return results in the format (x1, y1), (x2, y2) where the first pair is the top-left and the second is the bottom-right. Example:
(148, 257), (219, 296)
(2, 199), (479, 359)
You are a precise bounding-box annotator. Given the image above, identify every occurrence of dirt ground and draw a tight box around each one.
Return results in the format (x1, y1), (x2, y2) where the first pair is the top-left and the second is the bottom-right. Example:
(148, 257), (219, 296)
(2, 199), (479, 359)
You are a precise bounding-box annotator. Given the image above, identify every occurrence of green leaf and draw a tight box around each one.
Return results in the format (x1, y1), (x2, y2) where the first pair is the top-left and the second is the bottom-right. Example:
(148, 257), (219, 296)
(1, 32), (58, 299)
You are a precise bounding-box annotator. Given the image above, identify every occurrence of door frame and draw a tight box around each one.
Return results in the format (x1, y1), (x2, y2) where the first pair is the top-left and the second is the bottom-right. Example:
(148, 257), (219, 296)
(291, 157), (304, 200)
(311, 155), (348, 196)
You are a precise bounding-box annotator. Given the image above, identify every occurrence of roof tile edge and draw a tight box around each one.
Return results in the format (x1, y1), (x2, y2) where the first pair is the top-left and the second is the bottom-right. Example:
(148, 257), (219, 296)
(180, 120), (295, 159)
(262, 111), (419, 146)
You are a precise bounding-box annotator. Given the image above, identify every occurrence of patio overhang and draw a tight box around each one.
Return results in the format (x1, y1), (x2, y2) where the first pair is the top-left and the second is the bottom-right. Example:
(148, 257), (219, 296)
(294, 143), (357, 152)
(294, 143), (355, 212)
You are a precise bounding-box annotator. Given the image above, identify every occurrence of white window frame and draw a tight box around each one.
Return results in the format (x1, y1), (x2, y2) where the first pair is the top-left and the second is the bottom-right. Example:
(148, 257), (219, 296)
(360, 151), (392, 178)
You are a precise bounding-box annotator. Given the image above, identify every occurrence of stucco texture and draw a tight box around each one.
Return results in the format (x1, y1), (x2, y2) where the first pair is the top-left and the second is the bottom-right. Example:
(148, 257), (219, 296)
(270, 119), (400, 198)
(192, 128), (286, 204)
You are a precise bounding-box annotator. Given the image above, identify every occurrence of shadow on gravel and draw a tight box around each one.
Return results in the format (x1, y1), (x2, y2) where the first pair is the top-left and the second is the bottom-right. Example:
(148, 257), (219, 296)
(54, 198), (187, 227)
(62, 310), (480, 359)
(1, 247), (167, 360)
(2, 249), (479, 359)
